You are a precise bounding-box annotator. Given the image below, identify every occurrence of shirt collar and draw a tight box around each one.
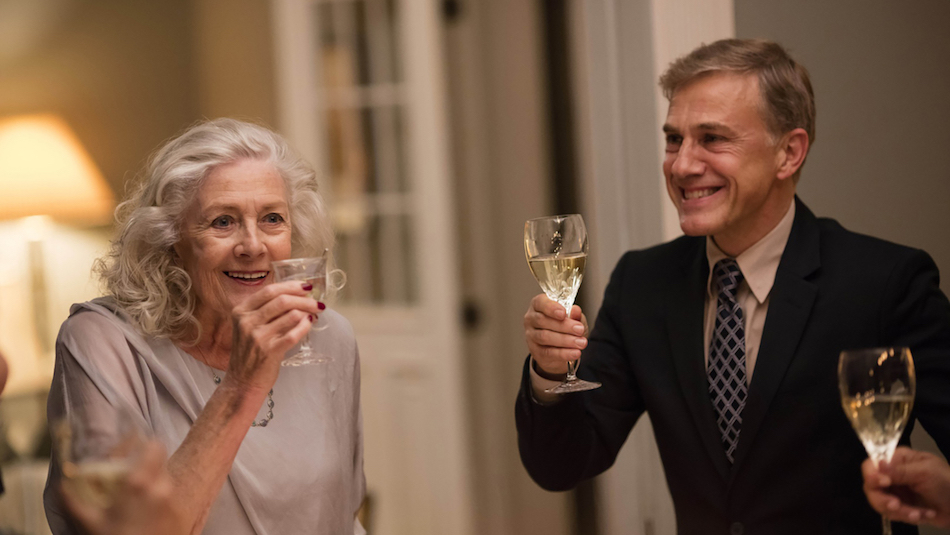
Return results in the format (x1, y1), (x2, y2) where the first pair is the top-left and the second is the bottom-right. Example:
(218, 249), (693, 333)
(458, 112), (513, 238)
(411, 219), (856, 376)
(706, 200), (796, 304)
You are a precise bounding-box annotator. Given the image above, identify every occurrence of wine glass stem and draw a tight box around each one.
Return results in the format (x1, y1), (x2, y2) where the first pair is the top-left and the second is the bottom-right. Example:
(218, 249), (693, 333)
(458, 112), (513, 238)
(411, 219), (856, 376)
(882, 516), (891, 535)
(560, 300), (580, 382)
(300, 331), (313, 352)
(566, 360), (580, 382)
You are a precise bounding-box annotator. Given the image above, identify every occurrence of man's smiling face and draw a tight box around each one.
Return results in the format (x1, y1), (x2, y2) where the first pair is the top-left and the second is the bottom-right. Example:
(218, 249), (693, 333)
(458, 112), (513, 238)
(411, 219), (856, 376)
(662, 72), (793, 256)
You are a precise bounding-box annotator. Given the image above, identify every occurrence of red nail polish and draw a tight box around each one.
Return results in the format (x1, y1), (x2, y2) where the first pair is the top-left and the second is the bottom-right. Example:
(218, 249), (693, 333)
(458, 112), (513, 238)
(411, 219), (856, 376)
(318, 302), (326, 310)
(309, 314), (315, 322)
(302, 283), (313, 291)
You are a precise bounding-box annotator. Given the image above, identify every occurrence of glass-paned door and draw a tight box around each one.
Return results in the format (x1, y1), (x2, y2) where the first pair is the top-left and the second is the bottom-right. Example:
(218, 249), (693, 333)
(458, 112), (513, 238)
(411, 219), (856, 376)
(272, 1), (474, 534)
(315, 0), (415, 304)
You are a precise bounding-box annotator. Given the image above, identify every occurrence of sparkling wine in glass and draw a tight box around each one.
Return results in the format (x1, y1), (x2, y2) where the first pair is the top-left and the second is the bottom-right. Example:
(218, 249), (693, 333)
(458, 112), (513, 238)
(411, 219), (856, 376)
(524, 214), (601, 394)
(272, 250), (332, 366)
(838, 347), (916, 535)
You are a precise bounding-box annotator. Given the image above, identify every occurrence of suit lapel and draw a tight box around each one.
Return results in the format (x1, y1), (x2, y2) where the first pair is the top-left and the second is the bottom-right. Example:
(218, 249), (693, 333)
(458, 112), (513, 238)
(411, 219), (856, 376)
(730, 197), (821, 476)
(667, 239), (732, 480)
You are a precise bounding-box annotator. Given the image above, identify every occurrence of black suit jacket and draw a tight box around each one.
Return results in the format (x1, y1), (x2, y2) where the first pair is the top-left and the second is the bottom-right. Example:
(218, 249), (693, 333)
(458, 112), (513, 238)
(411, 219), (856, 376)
(516, 198), (950, 534)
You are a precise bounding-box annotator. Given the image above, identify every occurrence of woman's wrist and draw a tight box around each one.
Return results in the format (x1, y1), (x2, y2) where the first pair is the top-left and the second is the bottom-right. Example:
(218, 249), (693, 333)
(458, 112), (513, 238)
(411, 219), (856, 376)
(217, 374), (271, 403)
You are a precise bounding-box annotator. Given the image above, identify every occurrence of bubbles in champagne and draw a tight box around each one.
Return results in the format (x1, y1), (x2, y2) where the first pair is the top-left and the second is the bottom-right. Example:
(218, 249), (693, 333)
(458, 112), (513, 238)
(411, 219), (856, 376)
(841, 393), (913, 463)
(527, 253), (587, 313)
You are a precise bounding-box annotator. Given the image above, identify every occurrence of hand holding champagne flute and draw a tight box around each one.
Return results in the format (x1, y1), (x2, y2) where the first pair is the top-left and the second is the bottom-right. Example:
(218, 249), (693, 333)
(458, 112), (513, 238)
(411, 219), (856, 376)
(839, 347), (916, 535)
(524, 214), (601, 394)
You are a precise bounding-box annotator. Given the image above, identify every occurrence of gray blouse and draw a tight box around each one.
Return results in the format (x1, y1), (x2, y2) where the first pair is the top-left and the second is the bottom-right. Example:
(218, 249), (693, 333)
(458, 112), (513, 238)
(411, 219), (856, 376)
(44, 297), (366, 535)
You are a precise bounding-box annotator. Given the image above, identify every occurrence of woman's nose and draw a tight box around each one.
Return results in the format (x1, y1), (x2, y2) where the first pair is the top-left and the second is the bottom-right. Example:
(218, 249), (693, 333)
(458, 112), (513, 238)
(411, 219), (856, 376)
(235, 226), (265, 257)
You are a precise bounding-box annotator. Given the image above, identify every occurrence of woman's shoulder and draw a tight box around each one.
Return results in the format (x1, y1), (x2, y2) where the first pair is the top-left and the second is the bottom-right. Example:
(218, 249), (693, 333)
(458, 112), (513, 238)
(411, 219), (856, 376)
(322, 308), (358, 356)
(323, 308), (354, 338)
(58, 297), (146, 364)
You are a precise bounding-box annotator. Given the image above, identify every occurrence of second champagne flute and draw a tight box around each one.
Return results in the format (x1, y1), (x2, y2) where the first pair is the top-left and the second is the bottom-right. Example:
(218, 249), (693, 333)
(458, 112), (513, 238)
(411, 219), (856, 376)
(272, 250), (331, 366)
(52, 402), (147, 511)
(524, 214), (602, 394)
(838, 346), (916, 535)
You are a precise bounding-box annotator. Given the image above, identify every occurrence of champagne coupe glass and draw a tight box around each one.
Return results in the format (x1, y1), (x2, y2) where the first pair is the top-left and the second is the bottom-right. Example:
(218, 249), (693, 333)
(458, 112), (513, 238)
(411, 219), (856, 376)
(272, 249), (332, 366)
(52, 403), (146, 511)
(524, 214), (602, 394)
(838, 347), (916, 535)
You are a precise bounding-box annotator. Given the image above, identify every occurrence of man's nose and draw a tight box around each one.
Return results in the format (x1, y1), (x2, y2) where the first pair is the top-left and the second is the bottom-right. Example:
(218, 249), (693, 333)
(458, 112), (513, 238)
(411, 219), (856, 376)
(670, 140), (705, 178)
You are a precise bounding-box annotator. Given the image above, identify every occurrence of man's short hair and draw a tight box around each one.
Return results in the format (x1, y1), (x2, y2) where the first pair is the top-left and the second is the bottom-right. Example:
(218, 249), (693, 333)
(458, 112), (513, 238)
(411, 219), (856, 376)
(660, 38), (815, 146)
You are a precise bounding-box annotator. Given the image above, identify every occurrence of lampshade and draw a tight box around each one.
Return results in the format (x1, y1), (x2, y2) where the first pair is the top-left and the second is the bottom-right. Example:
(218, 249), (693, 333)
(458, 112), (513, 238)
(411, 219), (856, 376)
(0, 114), (115, 225)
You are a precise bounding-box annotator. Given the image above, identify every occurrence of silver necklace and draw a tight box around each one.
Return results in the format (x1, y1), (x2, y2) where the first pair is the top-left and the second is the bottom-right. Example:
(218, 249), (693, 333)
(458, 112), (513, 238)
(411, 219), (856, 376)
(211, 371), (275, 428)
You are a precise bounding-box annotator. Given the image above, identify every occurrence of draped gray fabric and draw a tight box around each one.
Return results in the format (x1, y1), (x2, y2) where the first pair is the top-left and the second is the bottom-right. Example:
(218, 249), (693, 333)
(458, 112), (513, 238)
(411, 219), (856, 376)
(44, 297), (366, 535)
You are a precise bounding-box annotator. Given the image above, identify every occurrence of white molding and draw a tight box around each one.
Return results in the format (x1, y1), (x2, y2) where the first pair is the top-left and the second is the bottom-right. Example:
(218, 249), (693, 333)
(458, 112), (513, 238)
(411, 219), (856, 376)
(570, 0), (734, 533)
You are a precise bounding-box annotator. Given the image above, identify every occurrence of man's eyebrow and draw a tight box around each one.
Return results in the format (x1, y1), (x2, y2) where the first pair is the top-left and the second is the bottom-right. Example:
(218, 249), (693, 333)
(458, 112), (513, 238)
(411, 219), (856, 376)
(697, 122), (737, 134)
(662, 124), (678, 134)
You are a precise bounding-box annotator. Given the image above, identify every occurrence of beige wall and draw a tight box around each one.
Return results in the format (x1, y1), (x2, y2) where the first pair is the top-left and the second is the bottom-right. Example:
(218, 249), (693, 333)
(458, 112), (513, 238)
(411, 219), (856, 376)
(192, 0), (277, 127)
(0, 0), (198, 196)
(736, 0), (950, 294)
(0, 0), (278, 197)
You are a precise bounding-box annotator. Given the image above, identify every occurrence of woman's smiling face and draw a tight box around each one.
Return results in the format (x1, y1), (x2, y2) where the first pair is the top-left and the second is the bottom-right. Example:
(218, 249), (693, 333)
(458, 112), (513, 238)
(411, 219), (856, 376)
(175, 158), (292, 321)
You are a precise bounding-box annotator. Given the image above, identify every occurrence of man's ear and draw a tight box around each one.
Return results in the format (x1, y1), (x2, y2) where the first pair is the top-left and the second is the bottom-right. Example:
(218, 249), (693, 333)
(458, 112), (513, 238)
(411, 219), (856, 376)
(776, 127), (809, 181)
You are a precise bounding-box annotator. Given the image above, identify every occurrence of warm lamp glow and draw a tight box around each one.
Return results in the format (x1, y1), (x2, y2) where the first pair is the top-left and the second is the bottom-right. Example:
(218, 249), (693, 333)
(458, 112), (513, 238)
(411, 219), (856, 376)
(0, 114), (115, 224)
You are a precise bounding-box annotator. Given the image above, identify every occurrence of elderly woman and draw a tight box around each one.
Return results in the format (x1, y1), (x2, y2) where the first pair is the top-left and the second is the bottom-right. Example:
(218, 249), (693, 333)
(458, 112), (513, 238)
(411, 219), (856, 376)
(44, 118), (365, 535)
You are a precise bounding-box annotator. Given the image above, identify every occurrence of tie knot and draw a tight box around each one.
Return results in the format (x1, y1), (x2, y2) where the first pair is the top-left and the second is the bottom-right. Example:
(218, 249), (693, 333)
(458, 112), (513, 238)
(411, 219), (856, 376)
(713, 259), (743, 296)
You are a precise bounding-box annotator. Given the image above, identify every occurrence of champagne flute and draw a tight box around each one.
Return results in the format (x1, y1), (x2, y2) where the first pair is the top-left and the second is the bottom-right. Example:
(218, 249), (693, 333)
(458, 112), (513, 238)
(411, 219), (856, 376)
(838, 347), (916, 535)
(524, 214), (602, 394)
(272, 250), (332, 366)
(52, 403), (146, 510)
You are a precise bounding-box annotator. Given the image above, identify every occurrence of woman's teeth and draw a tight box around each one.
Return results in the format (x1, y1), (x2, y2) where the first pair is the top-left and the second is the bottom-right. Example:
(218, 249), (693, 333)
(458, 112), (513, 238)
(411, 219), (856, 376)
(226, 271), (267, 280)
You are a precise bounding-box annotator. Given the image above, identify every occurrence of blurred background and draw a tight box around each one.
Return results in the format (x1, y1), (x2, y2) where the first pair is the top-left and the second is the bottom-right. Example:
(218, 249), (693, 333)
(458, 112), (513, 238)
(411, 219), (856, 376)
(1, 0), (948, 534)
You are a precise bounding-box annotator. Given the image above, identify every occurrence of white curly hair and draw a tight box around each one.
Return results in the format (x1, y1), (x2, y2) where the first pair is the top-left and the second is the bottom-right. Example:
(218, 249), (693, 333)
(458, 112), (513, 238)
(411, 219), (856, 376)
(94, 118), (336, 342)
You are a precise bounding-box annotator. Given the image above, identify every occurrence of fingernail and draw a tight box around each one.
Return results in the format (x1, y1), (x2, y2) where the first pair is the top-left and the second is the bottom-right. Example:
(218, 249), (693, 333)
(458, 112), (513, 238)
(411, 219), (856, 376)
(302, 283), (313, 291)
(308, 314), (315, 322)
(573, 325), (585, 335)
(318, 302), (326, 310)
(574, 338), (587, 348)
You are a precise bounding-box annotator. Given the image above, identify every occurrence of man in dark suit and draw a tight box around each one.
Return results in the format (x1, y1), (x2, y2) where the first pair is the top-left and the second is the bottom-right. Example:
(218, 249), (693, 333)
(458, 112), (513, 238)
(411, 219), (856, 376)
(516, 38), (950, 534)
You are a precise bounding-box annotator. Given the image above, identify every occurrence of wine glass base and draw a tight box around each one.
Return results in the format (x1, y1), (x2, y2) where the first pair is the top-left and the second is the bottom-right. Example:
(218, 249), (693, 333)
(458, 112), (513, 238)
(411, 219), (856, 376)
(281, 351), (332, 366)
(544, 379), (602, 394)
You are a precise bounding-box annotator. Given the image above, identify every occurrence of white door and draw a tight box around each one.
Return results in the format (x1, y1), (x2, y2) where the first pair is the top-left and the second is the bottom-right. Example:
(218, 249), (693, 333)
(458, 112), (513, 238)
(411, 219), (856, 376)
(271, 1), (473, 534)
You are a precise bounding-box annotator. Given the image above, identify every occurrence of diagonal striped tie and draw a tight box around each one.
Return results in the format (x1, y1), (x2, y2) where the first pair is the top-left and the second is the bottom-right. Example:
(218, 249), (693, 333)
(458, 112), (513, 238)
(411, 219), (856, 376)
(708, 259), (747, 464)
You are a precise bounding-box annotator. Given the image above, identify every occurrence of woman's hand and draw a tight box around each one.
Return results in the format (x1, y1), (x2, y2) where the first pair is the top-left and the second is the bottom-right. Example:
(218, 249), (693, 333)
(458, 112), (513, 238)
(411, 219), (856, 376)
(62, 442), (187, 535)
(226, 280), (320, 393)
(523, 294), (589, 376)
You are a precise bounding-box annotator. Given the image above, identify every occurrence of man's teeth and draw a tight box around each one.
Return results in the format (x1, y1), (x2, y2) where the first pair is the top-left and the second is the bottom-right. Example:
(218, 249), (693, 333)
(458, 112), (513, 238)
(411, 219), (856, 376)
(226, 271), (267, 280)
(684, 188), (718, 200)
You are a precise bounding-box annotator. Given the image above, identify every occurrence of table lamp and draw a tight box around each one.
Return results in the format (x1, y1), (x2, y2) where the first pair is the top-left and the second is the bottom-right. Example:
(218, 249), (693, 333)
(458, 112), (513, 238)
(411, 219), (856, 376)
(0, 114), (115, 361)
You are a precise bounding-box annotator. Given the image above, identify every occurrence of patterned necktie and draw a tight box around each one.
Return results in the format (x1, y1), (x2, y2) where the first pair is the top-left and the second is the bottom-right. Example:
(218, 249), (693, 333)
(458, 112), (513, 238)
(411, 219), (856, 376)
(708, 258), (747, 464)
